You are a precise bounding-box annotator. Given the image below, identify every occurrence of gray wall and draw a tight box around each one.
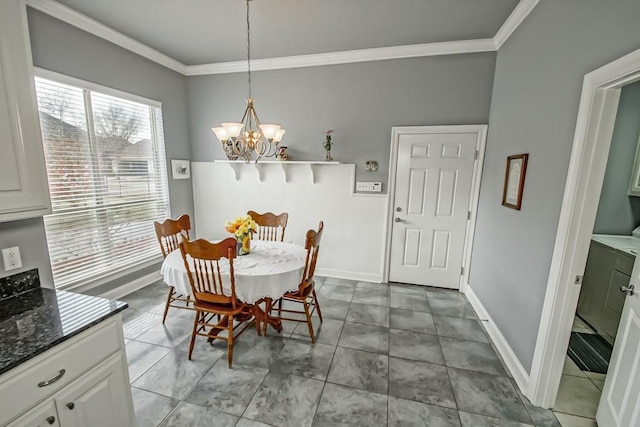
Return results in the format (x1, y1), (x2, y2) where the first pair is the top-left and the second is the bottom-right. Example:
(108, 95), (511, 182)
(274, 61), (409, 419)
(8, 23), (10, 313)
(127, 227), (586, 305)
(0, 10), (192, 290)
(593, 80), (640, 235)
(470, 0), (640, 373)
(187, 53), (497, 190)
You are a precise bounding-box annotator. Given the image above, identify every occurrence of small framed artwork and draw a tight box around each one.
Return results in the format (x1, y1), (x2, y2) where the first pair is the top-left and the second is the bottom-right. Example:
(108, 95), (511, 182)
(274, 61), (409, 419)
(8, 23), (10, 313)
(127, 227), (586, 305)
(502, 153), (529, 210)
(171, 159), (190, 180)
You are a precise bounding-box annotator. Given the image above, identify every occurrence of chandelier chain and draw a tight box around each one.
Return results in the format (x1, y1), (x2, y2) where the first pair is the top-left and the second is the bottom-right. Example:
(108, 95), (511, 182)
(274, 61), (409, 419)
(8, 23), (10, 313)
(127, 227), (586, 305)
(246, 0), (252, 99)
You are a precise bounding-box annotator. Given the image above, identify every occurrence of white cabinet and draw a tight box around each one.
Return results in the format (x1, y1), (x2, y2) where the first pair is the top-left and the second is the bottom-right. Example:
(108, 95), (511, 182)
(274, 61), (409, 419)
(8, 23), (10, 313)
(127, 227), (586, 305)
(0, 0), (51, 222)
(0, 317), (135, 427)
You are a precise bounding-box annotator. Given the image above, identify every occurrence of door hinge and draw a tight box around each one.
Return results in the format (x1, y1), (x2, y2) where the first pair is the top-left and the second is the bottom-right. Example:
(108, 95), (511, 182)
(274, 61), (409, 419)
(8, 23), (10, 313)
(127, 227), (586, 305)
(461, 267), (464, 276)
(467, 211), (471, 220)
(574, 275), (583, 285)
(474, 150), (479, 160)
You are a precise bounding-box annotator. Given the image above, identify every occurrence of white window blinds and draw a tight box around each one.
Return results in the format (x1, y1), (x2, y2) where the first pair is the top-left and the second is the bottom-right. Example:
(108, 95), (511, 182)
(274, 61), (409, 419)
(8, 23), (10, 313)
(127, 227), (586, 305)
(35, 75), (170, 289)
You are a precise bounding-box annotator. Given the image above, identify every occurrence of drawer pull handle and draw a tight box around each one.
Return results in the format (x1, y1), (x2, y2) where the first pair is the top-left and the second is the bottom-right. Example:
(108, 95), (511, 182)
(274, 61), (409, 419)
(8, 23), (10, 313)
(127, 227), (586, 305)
(38, 369), (66, 387)
(66, 402), (75, 410)
(46, 416), (55, 424)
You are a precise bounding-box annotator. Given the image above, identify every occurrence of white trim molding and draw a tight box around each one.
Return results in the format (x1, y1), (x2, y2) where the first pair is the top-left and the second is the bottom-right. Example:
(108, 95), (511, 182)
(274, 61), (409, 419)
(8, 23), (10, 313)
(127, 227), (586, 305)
(493, 0), (540, 49)
(99, 271), (162, 301)
(315, 268), (383, 284)
(465, 286), (531, 393)
(528, 47), (640, 408)
(25, 0), (537, 76)
(26, 0), (187, 74)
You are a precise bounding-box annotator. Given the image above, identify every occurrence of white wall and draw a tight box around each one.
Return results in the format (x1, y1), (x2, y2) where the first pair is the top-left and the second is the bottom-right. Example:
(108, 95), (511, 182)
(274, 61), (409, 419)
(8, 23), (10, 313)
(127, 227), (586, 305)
(192, 162), (388, 282)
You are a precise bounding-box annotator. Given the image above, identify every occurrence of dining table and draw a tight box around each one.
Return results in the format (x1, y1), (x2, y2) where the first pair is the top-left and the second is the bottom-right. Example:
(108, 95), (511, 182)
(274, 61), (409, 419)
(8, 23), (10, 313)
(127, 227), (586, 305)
(160, 239), (307, 335)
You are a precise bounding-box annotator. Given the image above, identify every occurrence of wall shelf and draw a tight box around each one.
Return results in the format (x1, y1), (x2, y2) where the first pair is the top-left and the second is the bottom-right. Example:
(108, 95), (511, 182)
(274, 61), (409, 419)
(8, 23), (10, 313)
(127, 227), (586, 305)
(214, 160), (341, 183)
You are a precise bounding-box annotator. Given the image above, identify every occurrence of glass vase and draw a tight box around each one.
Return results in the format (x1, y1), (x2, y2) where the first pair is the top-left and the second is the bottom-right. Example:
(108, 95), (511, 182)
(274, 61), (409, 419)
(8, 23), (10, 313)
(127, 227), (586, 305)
(236, 234), (251, 256)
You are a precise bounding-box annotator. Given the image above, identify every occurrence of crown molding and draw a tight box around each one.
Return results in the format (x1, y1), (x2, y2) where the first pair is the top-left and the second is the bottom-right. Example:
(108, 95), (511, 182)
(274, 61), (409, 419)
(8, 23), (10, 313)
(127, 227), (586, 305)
(185, 39), (497, 76)
(494, 0), (540, 49)
(26, 0), (538, 76)
(26, 0), (187, 74)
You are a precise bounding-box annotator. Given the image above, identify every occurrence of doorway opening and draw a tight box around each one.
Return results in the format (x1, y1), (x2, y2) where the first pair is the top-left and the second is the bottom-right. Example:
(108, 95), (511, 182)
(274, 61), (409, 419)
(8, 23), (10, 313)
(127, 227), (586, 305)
(527, 47), (640, 427)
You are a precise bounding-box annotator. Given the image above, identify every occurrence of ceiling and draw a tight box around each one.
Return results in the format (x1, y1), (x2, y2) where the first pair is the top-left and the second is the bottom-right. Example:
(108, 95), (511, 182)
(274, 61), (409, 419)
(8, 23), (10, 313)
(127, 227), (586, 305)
(51, 0), (520, 66)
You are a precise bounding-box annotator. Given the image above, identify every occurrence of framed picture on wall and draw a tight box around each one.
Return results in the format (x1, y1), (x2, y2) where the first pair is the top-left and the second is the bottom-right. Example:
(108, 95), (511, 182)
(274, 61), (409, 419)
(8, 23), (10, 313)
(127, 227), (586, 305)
(502, 153), (529, 210)
(171, 159), (190, 180)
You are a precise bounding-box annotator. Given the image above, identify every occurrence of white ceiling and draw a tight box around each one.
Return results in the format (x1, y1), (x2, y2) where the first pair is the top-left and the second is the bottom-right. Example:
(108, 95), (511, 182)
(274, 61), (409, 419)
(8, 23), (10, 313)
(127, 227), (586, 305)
(49, 0), (520, 66)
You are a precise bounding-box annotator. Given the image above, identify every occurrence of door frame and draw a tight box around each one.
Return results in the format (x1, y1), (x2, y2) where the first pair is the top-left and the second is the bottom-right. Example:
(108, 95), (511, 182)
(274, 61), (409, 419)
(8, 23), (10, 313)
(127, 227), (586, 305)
(383, 125), (488, 292)
(528, 47), (640, 408)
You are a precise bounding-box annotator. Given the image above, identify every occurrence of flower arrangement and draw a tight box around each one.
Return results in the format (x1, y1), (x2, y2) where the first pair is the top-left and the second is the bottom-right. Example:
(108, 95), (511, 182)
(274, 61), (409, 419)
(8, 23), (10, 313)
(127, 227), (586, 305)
(322, 130), (333, 161)
(225, 215), (257, 255)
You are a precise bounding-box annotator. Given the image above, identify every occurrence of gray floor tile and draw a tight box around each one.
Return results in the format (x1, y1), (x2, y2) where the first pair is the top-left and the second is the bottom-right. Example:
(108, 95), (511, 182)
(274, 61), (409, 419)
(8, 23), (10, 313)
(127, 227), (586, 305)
(159, 401), (238, 427)
(123, 310), (164, 340)
(458, 411), (533, 427)
(133, 340), (222, 400)
(429, 297), (476, 318)
(291, 316), (344, 345)
(271, 340), (336, 380)
(388, 396), (461, 426)
(425, 288), (466, 301)
(338, 322), (389, 354)
(356, 281), (389, 290)
(389, 283), (427, 296)
(439, 336), (505, 375)
(318, 283), (355, 302)
(323, 277), (357, 288)
(552, 413), (598, 427)
(244, 372), (324, 427)
(346, 302), (390, 327)
(123, 281), (172, 313)
(317, 299), (350, 320)
(562, 356), (586, 377)
(433, 315), (489, 343)
(313, 383), (387, 426)
(327, 347), (389, 394)
(517, 390), (561, 427)
(389, 308), (437, 334)
(553, 375), (601, 419)
(389, 329), (444, 364)
(232, 330), (287, 369)
(236, 419), (274, 427)
(351, 287), (390, 306)
(125, 340), (172, 383)
(448, 368), (531, 424)
(390, 292), (430, 312)
(184, 359), (269, 416)
(388, 357), (456, 408)
(134, 314), (194, 348)
(591, 379), (605, 391)
(131, 387), (179, 427)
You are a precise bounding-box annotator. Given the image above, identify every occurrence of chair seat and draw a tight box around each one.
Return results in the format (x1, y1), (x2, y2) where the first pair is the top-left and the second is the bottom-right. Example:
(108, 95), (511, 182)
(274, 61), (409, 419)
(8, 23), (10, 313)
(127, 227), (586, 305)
(194, 300), (250, 315)
(283, 282), (315, 299)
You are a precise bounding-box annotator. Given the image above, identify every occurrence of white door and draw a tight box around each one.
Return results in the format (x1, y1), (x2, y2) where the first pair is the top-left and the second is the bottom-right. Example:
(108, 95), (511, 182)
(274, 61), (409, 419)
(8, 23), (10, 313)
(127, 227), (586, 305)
(596, 258), (640, 427)
(389, 130), (477, 288)
(56, 354), (135, 427)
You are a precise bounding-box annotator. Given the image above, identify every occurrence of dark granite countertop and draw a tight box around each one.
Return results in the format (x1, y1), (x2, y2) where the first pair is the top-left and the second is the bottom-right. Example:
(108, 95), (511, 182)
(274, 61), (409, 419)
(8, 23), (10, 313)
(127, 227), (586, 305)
(0, 287), (127, 376)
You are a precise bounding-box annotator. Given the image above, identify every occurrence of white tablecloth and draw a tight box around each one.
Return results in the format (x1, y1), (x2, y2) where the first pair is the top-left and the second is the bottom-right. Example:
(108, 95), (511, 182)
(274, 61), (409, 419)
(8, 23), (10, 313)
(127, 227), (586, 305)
(160, 240), (307, 304)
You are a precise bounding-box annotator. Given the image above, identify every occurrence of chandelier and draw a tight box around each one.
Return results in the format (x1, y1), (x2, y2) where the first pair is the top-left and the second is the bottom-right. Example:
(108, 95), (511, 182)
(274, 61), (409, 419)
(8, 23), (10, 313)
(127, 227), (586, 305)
(212, 0), (285, 163)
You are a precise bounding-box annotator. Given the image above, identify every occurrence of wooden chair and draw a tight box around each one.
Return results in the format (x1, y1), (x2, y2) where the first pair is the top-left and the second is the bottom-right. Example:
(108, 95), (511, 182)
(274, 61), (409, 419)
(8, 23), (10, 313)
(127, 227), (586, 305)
(270, 222), (324, 342)
(180, 238), (255, 367)
(154, 214), (193, 323)
(247, 211), (288, 242)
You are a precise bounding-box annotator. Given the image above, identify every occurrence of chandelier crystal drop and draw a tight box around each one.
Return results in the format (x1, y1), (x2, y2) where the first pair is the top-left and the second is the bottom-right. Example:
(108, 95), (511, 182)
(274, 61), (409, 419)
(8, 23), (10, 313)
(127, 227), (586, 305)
(212, 0), (285, 163)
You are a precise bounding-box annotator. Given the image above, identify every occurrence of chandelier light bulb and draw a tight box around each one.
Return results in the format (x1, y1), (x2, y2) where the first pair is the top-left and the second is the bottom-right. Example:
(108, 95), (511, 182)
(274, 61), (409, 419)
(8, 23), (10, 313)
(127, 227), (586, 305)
(211, 127), (229, 142)
(221, 122), (244, 138)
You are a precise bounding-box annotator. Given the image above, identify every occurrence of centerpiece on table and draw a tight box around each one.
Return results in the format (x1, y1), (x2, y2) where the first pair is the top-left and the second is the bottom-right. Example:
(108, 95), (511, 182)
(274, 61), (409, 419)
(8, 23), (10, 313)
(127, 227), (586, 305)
(225, 215), (257, 256)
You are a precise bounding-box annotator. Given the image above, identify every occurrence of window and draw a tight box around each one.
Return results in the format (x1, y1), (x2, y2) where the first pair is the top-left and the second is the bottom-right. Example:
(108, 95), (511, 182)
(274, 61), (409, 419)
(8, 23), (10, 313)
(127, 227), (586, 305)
(34, 73), (170, 289)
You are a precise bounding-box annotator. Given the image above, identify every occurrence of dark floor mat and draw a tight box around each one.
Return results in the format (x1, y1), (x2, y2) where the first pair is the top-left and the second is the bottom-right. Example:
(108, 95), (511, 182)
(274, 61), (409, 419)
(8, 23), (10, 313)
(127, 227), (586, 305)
(567, 332), (613, 374)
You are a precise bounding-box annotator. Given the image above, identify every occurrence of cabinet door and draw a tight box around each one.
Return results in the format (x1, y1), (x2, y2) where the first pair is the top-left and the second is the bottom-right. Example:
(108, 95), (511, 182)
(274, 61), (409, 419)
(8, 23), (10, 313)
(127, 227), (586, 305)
(7, 401), (60, 427)
(54, 354), (135, 427)
(0, 0), (51, 221)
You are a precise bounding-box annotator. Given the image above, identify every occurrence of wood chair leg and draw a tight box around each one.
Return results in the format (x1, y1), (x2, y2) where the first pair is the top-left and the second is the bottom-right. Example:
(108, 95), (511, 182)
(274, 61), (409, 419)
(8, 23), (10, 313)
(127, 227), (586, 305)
(188, 310), (199, 360)
(263, 299), (272, 337)
(277, 298), (283, 316)
(162, 286), (174, 324)
(303, 300), (316, 343)
(227, 315), (234, 368)
(254, 306), (261, 336)
(312, 289), (323, 322)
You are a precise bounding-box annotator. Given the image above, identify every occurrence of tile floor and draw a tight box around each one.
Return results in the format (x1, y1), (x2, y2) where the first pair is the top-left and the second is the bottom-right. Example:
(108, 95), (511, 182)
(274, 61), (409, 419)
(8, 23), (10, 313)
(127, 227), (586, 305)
(121, 278), (564, 427)
(551, 316), (605, 427)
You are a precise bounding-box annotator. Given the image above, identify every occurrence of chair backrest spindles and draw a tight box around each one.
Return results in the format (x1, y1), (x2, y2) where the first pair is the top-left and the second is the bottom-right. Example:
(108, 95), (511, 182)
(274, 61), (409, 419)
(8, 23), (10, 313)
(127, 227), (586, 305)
(299, 221), (324, 295)
(247, 211), (288, 242)
(154, 214), (191, 258)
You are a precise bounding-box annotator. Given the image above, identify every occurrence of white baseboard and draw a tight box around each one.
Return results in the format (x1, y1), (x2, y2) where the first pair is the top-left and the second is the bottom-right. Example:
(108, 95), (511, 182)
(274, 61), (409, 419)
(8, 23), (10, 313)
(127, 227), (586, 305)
(315, 268), (383, 283)
(99, 271), (162, 301)
(465, 286), (531, 394)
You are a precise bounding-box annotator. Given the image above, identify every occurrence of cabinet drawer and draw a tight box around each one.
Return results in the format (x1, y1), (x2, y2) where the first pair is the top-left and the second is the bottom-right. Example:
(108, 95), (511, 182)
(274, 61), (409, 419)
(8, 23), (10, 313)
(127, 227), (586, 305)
(0, 319), (121, 424)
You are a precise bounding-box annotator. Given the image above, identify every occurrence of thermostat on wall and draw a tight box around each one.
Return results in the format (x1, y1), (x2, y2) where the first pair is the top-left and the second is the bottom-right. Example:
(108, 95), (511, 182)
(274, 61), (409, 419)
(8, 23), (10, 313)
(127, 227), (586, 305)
(356, 182), (382, 192)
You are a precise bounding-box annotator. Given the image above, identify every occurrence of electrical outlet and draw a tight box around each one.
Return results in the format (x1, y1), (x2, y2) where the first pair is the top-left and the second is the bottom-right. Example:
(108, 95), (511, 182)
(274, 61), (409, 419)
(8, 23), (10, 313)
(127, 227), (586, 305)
(2, 247), (22, 271)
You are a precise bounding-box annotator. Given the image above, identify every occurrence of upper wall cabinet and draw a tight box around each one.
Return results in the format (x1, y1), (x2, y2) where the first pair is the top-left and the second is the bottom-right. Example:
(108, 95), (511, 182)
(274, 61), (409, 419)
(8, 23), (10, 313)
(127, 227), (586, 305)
(0, 0), (51, 222)
(629, 134), (640, 197)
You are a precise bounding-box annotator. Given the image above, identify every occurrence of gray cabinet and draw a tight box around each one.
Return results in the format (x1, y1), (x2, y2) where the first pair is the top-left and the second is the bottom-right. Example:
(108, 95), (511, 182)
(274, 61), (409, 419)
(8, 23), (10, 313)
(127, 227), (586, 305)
(577, 240), (633, 344)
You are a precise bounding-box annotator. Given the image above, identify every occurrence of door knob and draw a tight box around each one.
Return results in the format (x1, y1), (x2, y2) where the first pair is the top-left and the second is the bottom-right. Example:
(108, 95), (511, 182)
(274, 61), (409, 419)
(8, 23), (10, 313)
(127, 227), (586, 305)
(395, 218), (406, 223)
(620, 284), (635, 296)
(395, 207), (402, 212)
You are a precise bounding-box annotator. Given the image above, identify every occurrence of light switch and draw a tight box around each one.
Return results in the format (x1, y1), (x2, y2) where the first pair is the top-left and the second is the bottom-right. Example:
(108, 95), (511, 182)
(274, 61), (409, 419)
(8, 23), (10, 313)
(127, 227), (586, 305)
(2, 246), (22, 271)
(356, 181), (383, 192)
